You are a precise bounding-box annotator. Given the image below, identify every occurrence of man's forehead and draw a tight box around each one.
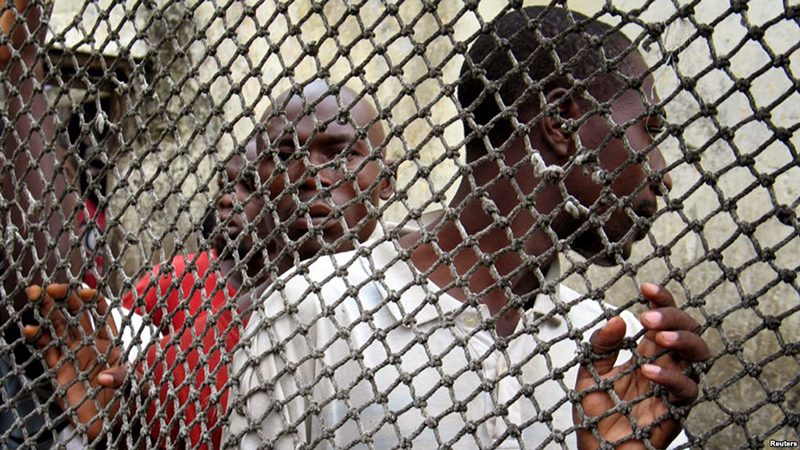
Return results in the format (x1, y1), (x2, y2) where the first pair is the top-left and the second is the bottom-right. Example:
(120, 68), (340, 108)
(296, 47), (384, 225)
(265, 95), (382, 145)
(623, 54), (659, 102)
(607, 57), (660, 119)
(245, 139), (258, 161)
(267, 95), (363, 134)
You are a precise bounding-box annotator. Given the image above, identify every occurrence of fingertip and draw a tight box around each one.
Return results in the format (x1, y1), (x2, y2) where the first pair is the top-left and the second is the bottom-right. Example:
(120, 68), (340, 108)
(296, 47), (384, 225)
(78, 288), (98, 302)
(641, 282), (659, 297)
(656, 330), (679, 346)
(99, 366), (127, 388)
(97, 372), (115, 387)
(641, 311), (662, 328)
(642, 363), (662, 378)
(607, 316), (624, 326)
(26, 285), (42, 302)
(22, 325), (38, 339)
(45, 284), (68, 299)
(603, 316), (627, 335)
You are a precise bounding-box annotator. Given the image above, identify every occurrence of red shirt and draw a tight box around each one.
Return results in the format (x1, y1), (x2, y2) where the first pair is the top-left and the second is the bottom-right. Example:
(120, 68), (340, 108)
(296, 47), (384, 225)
(142, 308), (241, 450)
(122, 250), (236, 334)
(124, 250), (242, 449)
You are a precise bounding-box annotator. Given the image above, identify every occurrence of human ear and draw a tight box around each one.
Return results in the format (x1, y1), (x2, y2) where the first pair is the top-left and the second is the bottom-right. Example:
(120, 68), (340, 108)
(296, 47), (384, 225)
(538, 88), (580, 158)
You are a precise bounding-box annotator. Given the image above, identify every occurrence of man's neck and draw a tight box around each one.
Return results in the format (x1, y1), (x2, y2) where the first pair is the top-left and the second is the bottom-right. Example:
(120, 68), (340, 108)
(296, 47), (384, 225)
(402, 207), (555, 337)
(218, 257), (242, 291)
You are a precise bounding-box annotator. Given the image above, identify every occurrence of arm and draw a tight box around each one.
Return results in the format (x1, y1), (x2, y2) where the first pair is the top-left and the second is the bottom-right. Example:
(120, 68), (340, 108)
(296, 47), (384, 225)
(574, 283), (711, 449)
(1, 0), (80, 316)
(25, 282), (242, 449)
(22, 284), (128, 442)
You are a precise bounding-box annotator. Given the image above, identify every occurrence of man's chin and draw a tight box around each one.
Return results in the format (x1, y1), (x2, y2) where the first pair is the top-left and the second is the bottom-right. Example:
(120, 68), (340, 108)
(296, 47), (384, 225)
(571, 231), (635, 267)
(290, 231), (346, 261)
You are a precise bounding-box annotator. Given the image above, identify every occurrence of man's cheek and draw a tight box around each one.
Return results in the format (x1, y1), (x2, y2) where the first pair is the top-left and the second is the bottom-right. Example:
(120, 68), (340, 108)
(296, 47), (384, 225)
(329, 186), (359, 211)
(267, 180), (285, 202)
(609, 165), (646, 198)
(355, 166), (381, 198)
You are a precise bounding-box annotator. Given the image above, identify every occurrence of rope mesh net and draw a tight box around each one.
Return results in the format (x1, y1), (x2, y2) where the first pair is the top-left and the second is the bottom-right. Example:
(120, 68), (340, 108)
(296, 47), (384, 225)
(0, 0), (798, 448)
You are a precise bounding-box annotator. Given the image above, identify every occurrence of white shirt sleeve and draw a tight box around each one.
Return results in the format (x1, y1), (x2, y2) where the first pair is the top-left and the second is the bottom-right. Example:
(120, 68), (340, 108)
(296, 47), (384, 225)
(224, 308), (306, 450)
(110, 306), (154, 362)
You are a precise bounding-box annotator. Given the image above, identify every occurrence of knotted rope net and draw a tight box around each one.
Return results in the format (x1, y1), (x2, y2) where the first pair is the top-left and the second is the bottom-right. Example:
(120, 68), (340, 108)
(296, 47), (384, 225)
(0, 0), (797, 449)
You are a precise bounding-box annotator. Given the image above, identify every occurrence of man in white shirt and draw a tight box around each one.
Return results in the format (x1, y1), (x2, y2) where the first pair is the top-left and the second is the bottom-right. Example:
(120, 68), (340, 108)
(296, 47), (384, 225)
(226, 5), (710, 450)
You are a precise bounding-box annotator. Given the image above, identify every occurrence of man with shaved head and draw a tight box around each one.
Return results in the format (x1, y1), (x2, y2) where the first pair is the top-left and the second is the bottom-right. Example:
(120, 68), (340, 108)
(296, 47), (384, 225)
(24, 81), (393, 449)
(257, 80), (392, 269)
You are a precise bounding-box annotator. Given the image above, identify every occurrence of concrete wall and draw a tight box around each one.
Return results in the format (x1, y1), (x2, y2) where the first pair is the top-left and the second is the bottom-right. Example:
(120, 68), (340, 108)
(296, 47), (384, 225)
(44, 0), (800, 447)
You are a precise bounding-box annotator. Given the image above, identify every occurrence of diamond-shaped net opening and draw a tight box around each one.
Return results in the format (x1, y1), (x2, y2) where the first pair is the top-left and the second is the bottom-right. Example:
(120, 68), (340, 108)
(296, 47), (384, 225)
(0, 1), (798, 449)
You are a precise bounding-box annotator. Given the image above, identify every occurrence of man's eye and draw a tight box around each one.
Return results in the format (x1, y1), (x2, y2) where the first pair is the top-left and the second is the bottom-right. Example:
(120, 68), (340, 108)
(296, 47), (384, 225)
(240, 175), (256, 192)
(339, 143), (365, 160)
(277, 148), (294, 161)
(337, 147), (357, 160)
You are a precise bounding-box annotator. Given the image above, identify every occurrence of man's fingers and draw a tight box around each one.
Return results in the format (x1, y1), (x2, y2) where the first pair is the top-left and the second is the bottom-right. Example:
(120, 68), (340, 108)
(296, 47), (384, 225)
(640, 307), (701, 334)
(27, 284), (53, 317)
(22, 325), (61, 368)
(641, 364), (699, 404)
(654, 330), (711, 362)
(22, 324), (49, 347)
(45, 284), (70, 301)
(86, 289), (118, 339)
(29, 285), (69, 340)
(26, 285), (43, 302)
(587, 317), (626, 376)
(45, 285), (90, 342)
(66, 288), (96, 338)
(641, 283), (676, 309)
(97, 366), (128, 389)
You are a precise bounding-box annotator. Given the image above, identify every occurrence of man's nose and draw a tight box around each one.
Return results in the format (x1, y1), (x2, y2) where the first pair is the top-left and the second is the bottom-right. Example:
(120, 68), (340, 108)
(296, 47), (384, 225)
(293, 154), (335, 190)
(648, 149), (673, 196)
(218, 188), (234, 211)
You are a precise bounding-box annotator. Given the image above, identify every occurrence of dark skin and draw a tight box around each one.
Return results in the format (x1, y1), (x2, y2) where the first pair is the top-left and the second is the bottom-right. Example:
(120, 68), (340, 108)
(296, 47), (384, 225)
(259, 81), (392, 268)
(1, 0), (80, 317)
(215, 140), (273, 290)
(403, 53), (708, 449)
(22, 45), (703, 448)
(21, 144), (272, 443)
(575, 283), (707, 449)
(22, 285), (123, 441)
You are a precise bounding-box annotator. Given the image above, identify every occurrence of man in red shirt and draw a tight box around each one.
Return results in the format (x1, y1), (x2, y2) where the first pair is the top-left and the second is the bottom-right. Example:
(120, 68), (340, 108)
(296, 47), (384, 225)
(121, 140), (271, 335)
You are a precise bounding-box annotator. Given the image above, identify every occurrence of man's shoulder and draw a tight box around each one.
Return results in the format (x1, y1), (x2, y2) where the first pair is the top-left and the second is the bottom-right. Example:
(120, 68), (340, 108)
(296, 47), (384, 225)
(242, 241), (397, 354)
(256, 240), (394, 312)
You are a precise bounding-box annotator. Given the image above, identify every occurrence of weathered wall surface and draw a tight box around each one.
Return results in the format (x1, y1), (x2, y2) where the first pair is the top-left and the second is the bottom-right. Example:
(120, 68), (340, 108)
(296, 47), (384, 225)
(45, 0), (799, 447)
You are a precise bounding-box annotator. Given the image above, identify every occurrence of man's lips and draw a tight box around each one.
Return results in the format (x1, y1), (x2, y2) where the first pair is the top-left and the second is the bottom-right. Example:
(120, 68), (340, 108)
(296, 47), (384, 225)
(219, 212), (244, 237)
(289, 202), (338, 230)
(227, 223), (243, 236)
(633, 206), (656, 241)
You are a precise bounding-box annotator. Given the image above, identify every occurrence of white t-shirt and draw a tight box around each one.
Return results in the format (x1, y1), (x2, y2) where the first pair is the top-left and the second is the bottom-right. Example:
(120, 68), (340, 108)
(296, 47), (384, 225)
(224, 239), (656, 449)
